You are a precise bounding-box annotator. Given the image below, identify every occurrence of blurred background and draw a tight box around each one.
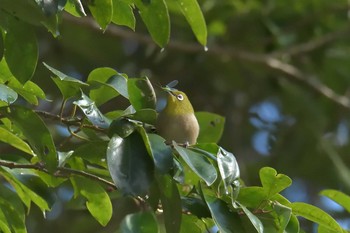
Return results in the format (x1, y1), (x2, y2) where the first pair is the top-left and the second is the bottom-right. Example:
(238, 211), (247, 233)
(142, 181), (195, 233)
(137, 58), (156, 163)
(28, 0), (350, 232)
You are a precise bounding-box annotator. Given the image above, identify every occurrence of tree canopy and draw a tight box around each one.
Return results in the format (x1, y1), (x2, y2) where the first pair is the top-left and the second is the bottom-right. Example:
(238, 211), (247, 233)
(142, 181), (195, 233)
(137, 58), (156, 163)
(1, 0), (350, 232)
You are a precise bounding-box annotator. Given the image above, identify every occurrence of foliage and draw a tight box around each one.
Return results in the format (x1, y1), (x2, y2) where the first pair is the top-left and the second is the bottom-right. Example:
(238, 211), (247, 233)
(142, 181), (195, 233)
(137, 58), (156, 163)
(0, 0), (350, 233)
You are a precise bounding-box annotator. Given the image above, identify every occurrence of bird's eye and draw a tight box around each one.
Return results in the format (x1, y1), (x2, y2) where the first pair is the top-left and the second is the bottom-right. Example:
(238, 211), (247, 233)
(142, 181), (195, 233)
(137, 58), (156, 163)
(177, 94), (184, 101)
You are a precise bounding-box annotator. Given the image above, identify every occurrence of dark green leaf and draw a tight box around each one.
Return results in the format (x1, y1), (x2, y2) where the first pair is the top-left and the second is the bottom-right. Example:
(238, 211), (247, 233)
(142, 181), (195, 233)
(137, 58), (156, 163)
(259, 167), (292, 198)
(0, 31), (3, 59)
(112, 0), (135, 30)
(73, 92), (111, 128)
(288, 202), (342, 232)
(72, 141), (108, 167)
(157, 175), (182, 233)
(4, 20), (38, 83)
(44, 62), (88, 99)
(175, 0), (207, 46)
(35, 0), (67, 15)
(285, 214), (300, 233)
(107, 132), (154, 196)
(320, 189), (350, 213)
(181, 196), (211, 218)
(128, 77), (156, 110)
(71, 177), (112, 226)
(120, 211), (158, 233)
(108, 118), (136, 138)
(126, 109), (157, 125)
(0, 84), (17, 104)
(195, 112), (225, 143)
(174, 144), (217, 186)
(0, 207), (12, 233)
(88, 0), (113, 30)
(0, 127), (34, 155)
(148, 133), (173, 174)
(202, 189), (245, 233)
(0, 106), (58, 172)
(217, 147), (240, 191)
(134, 0), (170, 47)
(87, 67), (118, 106)
(107, 73), (129, 99)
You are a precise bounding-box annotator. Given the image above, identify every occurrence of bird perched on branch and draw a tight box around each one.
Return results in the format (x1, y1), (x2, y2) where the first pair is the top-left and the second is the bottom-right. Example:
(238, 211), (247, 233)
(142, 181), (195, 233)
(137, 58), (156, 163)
(156, 81), (199, 145)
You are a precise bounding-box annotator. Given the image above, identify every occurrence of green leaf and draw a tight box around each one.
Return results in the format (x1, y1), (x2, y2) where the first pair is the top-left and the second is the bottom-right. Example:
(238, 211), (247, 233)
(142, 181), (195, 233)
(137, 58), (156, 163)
(285, 214), (300, 233)
(71, 177), (112, 226)
(0, 106), (58, 172)
(73, 92), (111, 128)
(4, 20), (38, 83)
(0, 0), (59, 36)
(202, 189), (245, 233)
(87, 67), (119, 106)
(0, 168), (50, 212)
(288, 202), (342, 232)
(0, 31), (3, 59)
(120, 211), (158, 233)
(112, 0), (135, 30)
(126, 109), (157, 125)
(88, 0), (113, 30)
(217, 147), (240, 191)
(181, 196), (211, 219)
(239, 204), (264, 233)
(0, 59), (13, 82)
(72, 141), (108, 167)
(174, 144), (217, 186)
(320, 189), (350, 213)
(43, 62), (88, 99)
(35, 0), (67, 15)
(148, 133), (173, 174)
(272, 202), (292, 233)
(109, 118), (136, 138)
(175, 0), (207, 46)
(0, 84), (17, 104)
(127, 77), (156, 110)
(0, 127), (34, 155)
(7, 77), (46, 105)
(259, 167), (292, 198)
(134, 0), (170, 47)
(157, 175), (182, 233)
(0, 196), (26, 233)
(195, 112), (225, 143)
(64, 0), (87, 17)
(107, 132), (154, 196)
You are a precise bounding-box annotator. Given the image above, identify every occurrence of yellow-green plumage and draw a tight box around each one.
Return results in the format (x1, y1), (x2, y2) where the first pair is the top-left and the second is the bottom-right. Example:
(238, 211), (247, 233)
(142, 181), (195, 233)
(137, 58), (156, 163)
(156, 90), (200, 145)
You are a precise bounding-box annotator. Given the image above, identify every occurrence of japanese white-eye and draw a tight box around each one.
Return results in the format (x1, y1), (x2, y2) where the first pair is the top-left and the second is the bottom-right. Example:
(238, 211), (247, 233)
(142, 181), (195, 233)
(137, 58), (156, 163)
(156, 85), (200, 145)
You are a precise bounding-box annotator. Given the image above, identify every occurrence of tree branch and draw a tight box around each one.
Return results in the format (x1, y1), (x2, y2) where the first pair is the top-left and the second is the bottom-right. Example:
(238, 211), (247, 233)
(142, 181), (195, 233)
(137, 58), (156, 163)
(0, 160), (116, 190)
(62, 13), (350, 110)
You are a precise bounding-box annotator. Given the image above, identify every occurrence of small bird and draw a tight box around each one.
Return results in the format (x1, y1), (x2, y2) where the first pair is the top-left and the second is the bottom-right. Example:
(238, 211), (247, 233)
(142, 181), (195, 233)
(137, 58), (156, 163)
(156, 84), (200, 145)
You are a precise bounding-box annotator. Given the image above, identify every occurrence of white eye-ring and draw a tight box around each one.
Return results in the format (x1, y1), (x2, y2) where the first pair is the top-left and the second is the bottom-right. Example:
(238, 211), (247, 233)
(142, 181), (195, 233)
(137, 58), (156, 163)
(177, 94), (184, 101)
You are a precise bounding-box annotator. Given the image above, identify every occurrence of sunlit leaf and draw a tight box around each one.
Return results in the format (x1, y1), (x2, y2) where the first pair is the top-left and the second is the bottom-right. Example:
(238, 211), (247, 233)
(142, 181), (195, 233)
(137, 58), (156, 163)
(272, 202), (292, 233)
(87, 67), (118, 106)
(288, 202), (342, 232)
(0, 59), (12, 82)
(4, 20), (38, 83)
(0, 196), (26, 233)
(112, 0), (135, 30)
(0, 127), (34, 155)
(217, 147), (240, 191)
(259, 167), (292, 198)
(0, 106), (58, 172)
(157, 175), (182, 233)
(120, 211), (158, 233)
(0, 84), (17, 104)
(7, 77), (46, 105)
(174, 144), (217, 186)
(88, 0), (113, 30)
(73, 92), (111, 128)
(195, 112), (225, 143)
(175, 0), (207, 46)
(107, 133), (154, 196)
(64, 0), (87, 16)
(134, 0), (170, 47)
(71, 177), (112, 226)
(128, 77), (156, 111)
(320, 189), (350, 213)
